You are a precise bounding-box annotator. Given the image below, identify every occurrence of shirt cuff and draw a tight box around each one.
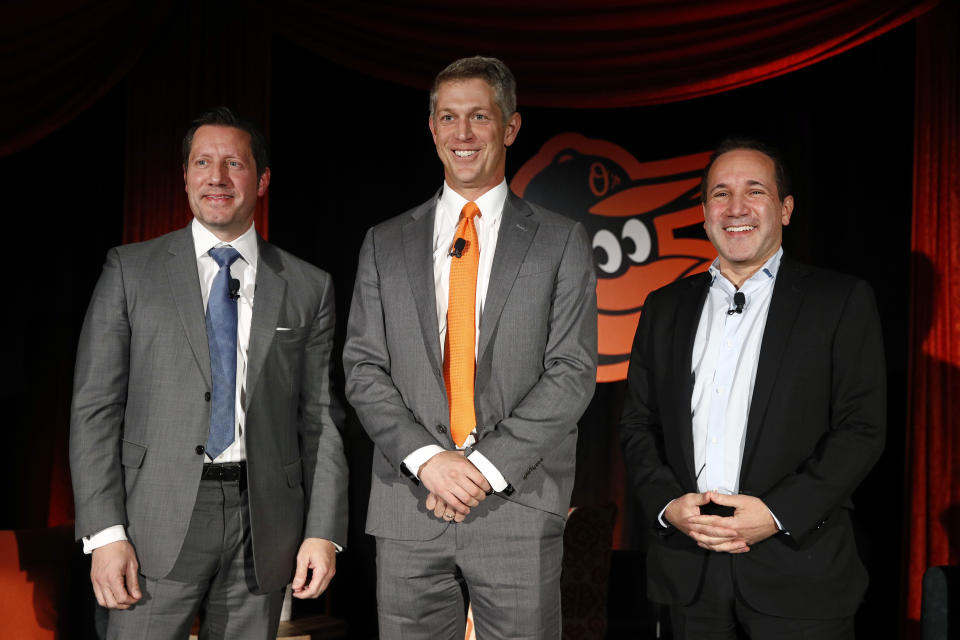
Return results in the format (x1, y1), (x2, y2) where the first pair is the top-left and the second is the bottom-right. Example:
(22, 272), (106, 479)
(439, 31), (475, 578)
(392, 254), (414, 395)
(467, 450), (508, 493)
(403, 445), (447, 479)
(768, 508), (788, 534)
(657, 499), (676, 528)
(82, 525), (127, 554)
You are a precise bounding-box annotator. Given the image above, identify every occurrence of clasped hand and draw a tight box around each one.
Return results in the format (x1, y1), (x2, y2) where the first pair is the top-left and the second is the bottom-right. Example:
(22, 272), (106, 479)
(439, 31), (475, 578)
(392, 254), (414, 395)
(665, 491), (779, 553)
(419, 450), (491, 521)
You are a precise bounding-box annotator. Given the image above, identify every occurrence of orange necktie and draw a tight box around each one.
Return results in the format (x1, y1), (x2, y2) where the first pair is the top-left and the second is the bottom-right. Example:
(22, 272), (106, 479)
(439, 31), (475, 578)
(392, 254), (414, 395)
(444, 201), (480, 447)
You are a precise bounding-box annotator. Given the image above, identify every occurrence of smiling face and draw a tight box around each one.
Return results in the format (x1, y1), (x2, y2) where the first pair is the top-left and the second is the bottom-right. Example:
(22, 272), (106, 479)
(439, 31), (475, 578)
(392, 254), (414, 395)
(702, 148), (794, 286)
(428, 77), (521, 201)
(183, 125), (270, 241)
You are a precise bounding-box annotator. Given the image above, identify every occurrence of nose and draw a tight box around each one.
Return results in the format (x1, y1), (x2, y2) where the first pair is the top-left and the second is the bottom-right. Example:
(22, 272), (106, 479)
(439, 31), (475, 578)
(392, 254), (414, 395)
(208, 162), (228, 186)
(729, 192), (748, 216)
(456, 118), (473, 141)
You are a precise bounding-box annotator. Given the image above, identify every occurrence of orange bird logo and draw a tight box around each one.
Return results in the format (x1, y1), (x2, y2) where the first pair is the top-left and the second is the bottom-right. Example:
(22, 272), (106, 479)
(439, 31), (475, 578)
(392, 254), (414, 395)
(511, 134), (716, 382)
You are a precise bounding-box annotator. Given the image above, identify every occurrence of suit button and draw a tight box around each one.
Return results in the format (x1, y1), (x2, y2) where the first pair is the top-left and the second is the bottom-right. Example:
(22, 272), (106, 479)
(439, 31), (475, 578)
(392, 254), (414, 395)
(195, 445), (205, 455)
(436, 424), (447, 434)
(204, 391), (211, 401)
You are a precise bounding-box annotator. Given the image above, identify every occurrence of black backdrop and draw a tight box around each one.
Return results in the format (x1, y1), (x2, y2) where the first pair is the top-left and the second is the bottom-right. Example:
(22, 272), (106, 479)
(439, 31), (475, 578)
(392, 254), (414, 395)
(1, 20), (913, 638)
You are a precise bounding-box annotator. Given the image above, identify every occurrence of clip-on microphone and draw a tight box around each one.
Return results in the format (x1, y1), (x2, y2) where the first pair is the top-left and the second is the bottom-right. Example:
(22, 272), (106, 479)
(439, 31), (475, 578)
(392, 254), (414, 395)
(727, 291), (745, 315)
(449, 238), (466, 259)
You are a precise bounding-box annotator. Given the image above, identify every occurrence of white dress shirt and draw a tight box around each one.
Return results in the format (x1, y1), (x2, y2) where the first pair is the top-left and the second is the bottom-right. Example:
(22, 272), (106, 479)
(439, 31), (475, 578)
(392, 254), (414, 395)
(83, 220), (258, 552)
(658, 248), (785, 530)
(402, 181), (510, 492)
(691, 248), (780, 495)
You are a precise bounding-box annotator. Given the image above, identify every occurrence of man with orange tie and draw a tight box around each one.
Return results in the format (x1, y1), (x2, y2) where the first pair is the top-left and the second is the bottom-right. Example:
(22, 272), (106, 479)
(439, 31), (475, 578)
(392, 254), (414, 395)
(344, 56), (597, 639)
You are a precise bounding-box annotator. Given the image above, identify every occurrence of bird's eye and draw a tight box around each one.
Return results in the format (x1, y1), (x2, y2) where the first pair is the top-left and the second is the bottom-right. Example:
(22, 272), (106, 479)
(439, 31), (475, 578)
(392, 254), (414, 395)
(593, 230), (622, 274)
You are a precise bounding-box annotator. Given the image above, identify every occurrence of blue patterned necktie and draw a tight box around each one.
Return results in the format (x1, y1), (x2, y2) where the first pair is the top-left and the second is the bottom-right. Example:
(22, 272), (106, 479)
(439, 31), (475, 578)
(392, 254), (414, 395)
(205, 246), (242, 459)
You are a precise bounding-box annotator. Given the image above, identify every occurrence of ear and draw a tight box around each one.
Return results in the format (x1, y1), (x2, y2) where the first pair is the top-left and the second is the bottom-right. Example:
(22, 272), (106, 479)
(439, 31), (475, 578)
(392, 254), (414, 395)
(502, 112), (521, 147)
(183, 166), (188, 191)
(257, 167), (271, 196)
(780, 195), (794, 226)
(428, 114), (438, 145)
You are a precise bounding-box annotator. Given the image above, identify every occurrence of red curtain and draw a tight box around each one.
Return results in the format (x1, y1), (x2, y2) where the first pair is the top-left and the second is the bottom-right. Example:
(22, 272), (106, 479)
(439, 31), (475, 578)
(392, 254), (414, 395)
(1, 0), (937, 160)
(273, 0), (935, 108)
(905, 0), (960, 632)
(121, 1), (273, 244)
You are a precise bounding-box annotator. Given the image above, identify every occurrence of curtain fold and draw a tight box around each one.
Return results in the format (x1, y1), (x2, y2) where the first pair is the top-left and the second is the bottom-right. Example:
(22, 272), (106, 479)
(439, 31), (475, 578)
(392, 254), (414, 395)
(0, 0), (171, 157)
(271, 0), (936, 108)
(905, 0), (960, 633)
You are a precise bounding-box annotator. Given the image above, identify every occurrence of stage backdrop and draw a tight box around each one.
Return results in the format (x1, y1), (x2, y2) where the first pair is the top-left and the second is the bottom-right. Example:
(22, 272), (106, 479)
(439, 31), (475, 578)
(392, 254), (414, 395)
(268, 24), (914, 636)
(3, 3), (950, 638)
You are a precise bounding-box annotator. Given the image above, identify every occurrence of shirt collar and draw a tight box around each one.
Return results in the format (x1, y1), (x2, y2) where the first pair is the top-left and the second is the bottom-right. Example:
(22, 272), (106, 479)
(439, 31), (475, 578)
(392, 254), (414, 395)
(191, 218), (259, 271)
(708, 246), (782, 290)
(439, 179), (508, 226)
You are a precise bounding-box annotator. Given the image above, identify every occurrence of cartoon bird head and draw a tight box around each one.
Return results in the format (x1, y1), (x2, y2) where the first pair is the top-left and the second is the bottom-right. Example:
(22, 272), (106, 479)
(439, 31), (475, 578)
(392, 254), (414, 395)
(511, 134), (716, 382)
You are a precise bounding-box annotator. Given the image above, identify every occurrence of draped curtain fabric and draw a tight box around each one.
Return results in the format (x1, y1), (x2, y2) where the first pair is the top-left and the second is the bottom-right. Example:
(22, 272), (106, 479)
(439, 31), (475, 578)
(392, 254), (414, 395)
(0, 0), (171, 157)
(271, 0), (935, 108)
(1, 0), (937, 160)
(905, 0), (960, 632)
(121, 0), (273, 244)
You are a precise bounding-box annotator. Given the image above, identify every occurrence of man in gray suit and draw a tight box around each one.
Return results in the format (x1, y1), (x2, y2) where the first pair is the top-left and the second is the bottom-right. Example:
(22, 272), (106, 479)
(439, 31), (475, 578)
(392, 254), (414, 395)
(70, 107), (348, 639)
(343, 57), (597, 639)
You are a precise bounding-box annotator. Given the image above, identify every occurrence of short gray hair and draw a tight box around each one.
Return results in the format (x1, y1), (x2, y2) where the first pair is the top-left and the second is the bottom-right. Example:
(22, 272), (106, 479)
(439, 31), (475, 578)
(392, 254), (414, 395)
(429, 56), (517, 123)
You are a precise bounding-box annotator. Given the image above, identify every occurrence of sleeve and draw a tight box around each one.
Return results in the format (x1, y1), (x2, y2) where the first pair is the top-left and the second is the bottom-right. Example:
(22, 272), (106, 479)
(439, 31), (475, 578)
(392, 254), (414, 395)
(619, 288), (687, 530)
(343, 228), (443, 475)
(761, 280), (886, 543)
(299, 271), (350, 548)
(69, 248), (132, 541)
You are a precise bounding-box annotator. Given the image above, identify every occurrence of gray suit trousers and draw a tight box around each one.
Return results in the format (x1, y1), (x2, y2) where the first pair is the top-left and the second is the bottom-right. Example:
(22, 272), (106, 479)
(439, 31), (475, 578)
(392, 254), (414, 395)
(375, 496), (565, 640)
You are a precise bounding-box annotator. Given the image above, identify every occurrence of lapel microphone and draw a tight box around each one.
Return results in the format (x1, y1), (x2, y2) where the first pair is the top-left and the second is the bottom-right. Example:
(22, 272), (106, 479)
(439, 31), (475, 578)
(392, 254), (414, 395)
(449, 238), (466, 259)
(727, 291), (745, 315)
(229, 278), (241, 300)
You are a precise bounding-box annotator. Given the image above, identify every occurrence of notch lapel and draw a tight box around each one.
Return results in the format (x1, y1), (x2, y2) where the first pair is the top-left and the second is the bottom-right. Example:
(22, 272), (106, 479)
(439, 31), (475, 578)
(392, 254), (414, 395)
(244, 238), (285, 409)
(674, 273), (711, 489)
(477, 195), (537, 362)
(165, 227), (212, 388)
(740, 257), (810, 475)
(402, 200), (444, 388)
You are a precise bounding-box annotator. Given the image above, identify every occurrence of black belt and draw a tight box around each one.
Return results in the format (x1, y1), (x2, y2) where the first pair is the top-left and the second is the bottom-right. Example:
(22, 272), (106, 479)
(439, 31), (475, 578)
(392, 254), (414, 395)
(201, 461), (246, 482)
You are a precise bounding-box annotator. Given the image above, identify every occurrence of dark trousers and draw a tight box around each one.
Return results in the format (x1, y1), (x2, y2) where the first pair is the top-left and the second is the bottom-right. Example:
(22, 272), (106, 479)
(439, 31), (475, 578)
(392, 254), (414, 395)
(669, 553), (854, 640)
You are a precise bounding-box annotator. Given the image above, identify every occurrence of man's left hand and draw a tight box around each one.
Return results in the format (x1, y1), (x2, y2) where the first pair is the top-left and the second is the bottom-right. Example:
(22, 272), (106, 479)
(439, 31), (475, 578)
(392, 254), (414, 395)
(292, 538), (337, 599)
(686, 492), (780, 553)
(425, 492), (466, 522)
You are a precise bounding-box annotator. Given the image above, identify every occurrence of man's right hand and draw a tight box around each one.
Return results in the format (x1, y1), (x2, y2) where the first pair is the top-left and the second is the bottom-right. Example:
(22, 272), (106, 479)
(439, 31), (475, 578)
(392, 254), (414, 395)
(665, 492), (746, 553)
(418, 450), (491, 516)
(90, 540), (142, 609)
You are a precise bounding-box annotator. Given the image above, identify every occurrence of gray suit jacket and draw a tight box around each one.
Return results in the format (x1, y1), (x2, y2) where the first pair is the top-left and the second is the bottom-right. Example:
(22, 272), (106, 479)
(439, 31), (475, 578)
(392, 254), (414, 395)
(343, 191), (597, 541)
(70, 224), (348, 592)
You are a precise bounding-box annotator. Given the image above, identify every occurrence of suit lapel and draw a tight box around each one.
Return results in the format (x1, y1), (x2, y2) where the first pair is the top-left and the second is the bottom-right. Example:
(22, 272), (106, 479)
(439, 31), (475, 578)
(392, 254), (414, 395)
(674, 272), (711, 488)
(245, 237), (285, 409)
(165, 226), (212, 388)
(402, 198), (444, 383)
(477, 194), (537, 362)
(741, 257), (810, 472)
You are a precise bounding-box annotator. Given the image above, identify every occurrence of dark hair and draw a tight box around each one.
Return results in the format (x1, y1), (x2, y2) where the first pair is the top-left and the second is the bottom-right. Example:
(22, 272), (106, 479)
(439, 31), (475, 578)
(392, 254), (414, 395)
(182, 106), (270, 178)
(429, 56), (517, 123)
(700, 138), (791, 203)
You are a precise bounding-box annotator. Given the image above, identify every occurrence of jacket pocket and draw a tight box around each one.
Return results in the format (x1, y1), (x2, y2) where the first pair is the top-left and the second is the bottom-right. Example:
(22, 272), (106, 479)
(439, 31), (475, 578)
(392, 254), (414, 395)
(121, 440), (147, 468)
(283, 459), (303, 488)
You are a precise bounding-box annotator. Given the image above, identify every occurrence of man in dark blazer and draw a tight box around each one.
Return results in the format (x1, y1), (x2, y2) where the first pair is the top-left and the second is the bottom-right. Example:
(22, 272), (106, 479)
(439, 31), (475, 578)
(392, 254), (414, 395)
(343, 57), (597, 639)
(621, 139), (885, 639)
(70, 107), (348, 639)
